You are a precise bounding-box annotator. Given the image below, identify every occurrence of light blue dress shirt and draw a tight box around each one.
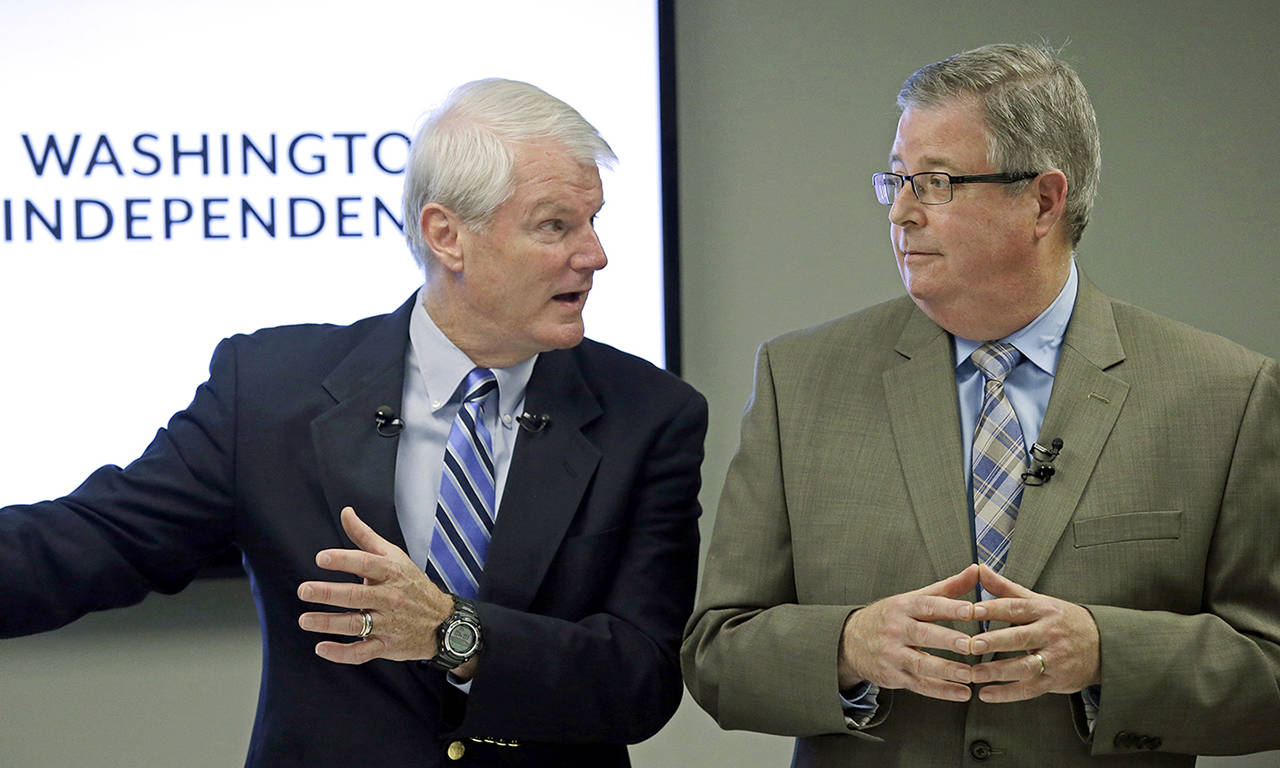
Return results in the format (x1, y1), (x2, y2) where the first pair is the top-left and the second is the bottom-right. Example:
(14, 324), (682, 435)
(954, 259), (1078, 480)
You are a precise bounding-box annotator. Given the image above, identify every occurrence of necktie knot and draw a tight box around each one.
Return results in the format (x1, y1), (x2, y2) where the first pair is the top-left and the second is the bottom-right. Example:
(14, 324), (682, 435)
(462, 368), (497, 404)
(971, 342), (1022, 382)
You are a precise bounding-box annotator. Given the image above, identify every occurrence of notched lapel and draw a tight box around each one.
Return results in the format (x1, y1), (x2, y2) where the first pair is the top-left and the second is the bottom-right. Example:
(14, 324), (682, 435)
(1004, 279), (1129, 590)
(310, 298), (415, 552)
(884, 307), (976, 585)
(481, 350), (602, 611)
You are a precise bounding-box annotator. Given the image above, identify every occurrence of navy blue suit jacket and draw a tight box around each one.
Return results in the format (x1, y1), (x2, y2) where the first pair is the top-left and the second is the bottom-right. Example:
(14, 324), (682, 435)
(1, 295), (707, 767)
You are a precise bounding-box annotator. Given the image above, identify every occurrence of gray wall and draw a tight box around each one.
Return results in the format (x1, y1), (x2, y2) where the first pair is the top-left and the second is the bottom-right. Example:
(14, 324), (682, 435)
(2, 1), (1277, 765)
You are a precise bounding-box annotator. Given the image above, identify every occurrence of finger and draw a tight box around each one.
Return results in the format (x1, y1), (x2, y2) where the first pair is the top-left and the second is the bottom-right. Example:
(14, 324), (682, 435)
(977, 679), (1044, 703)
(904, 593), (982, 624)
(976, 564), (1034, 600)
(971, 597), (1046, 630)
(975, 653), (1049, 704)
(298, 579), (378, 609)
(916, 563), (981, 599)
(340, 506), (396, 557)
(902, 646), (975, 686)
(900, 651), (974, 701)
(314, 636), (387, 665)
(909, 677), (974, 702)
(971, 652), (1045, 684)
(968, 621), (1042, 655)
(298, 610), (370, 637)
(870, 646), (973, 700)
(893, 608), (980, 654)
(315, 548), (392, 582)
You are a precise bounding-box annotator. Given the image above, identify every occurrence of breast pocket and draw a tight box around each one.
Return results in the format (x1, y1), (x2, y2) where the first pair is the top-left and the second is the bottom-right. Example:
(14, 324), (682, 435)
(1072, 510), (1183, 548)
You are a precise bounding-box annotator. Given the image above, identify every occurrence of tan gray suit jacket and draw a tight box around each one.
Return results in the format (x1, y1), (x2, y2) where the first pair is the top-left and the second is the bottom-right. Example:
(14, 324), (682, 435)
(682, 277), (1280, 766)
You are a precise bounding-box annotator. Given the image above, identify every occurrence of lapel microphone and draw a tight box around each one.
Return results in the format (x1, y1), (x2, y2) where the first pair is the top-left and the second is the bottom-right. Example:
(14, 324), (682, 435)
(516, 412), (551, 433)
(374, 405), (404, 437)
(1021, 437), (1063, 486)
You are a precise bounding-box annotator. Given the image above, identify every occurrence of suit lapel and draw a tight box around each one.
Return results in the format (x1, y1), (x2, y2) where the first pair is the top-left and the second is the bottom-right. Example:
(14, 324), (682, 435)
(1004, 276), (1129, 590)
(310, 295), (416, 551)
(480, 349), (602, 611)
(883, 306), (977, 583)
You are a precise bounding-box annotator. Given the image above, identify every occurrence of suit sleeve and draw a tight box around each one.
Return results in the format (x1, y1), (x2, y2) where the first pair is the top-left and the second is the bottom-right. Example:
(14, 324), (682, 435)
(0, 339), (240, 637)
(452, 385), (708, 745)
(1085, 355), (1280, 754)
(681, 343), (862, 737)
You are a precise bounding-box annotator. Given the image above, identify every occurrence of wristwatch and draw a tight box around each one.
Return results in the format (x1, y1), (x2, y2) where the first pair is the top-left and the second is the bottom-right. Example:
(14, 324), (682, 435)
(427, 596), (483, 671)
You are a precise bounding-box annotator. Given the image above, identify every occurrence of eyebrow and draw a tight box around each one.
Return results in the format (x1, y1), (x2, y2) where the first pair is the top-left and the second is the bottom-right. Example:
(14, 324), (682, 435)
(529, 200), (572, 216)
(889, 153), (961, 172)
(527, 198), (606, 220)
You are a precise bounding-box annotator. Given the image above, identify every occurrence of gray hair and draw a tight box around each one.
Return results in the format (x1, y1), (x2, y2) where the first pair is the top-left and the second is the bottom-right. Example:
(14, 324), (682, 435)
(897, 43), (1101, 247)
(402, 78), (616, 268)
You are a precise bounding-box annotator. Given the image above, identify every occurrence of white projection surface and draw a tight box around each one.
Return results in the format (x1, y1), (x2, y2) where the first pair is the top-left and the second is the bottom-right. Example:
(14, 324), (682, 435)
(0, 1), (666, 503)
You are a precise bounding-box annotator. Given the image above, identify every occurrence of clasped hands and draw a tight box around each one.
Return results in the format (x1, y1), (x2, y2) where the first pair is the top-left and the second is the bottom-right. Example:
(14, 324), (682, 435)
(296, 507), (473, 675)
(838, 563), (1100, 703)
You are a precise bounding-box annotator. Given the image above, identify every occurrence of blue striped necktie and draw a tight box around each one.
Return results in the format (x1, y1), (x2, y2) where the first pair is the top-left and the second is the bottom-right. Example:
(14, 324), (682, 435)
(970, 342), (1028, 603)
(426, 367), (497, 600)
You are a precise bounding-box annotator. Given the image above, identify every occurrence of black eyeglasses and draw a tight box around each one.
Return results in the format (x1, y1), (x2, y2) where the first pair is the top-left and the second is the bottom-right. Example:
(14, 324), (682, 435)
(872, 170), (1039, 205)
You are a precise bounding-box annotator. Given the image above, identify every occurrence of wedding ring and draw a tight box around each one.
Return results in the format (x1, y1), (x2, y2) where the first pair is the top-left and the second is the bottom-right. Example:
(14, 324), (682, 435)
(1031, 652), (1046, 677)
(358, 610), (373, 639)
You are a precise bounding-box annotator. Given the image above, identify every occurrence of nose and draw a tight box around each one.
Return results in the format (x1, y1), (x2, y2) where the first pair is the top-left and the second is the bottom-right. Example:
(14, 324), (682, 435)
(888, 181), (924, 228)
(573, 227), (608, 271)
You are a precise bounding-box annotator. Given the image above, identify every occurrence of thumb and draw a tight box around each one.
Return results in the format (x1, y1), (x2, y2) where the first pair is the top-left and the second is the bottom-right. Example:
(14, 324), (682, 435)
(977, 563), (1033, 599)
(340, 506), (394, 556)
(919, 562), (981, 599)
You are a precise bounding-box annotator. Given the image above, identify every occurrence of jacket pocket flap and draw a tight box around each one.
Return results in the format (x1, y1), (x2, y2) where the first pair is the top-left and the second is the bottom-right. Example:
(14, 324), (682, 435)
(1072, 510), (1182, 547)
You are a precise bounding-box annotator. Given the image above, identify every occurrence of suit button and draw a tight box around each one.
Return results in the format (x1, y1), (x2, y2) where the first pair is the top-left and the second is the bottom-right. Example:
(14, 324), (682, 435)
(1114, 731), (1135, 749)
(969, 740), (993, 760)
(1141, 736), (1162, 751)
(447, 740), (466, 761)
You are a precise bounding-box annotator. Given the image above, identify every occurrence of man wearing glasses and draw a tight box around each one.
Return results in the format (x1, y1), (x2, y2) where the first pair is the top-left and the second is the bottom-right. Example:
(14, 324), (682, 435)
(683, 43), (1279, 765)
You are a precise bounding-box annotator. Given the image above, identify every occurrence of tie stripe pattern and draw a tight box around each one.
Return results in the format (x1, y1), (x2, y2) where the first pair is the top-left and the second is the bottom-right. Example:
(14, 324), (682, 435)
(970, 342), (1028, 600)
(426, 367), (497, 599)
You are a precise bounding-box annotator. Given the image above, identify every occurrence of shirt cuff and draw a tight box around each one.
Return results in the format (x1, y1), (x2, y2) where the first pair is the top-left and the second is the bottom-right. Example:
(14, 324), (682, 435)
(840, 680), (881, 728)
(1080, 684), (1101, 733)
(448, 672), (473, 694)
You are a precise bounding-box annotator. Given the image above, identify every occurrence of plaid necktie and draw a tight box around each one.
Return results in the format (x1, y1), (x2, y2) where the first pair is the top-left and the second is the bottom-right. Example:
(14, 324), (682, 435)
(426, 367), (497, 600)
(970, 342), (1028, 603)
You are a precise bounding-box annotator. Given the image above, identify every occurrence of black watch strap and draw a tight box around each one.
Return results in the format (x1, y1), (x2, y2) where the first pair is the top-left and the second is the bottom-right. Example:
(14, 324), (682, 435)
(427, 596), (483, 671)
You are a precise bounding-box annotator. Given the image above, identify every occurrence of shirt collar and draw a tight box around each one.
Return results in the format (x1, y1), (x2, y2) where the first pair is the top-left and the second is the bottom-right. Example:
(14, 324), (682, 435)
(408, 286), (537, 415)
(954, 258), (1078, 376)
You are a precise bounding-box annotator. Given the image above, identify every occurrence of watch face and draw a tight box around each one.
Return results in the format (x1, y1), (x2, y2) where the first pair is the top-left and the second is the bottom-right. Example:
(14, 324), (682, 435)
(445, 623), (477, 654)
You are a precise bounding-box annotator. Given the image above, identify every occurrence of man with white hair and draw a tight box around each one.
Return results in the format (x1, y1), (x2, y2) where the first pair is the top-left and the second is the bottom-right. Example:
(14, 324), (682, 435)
(1, 79), (706, 767)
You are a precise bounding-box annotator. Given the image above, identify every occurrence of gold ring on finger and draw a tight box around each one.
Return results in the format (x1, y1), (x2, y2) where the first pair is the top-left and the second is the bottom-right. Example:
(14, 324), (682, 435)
(358, 610), (373, 639)
(1030, 652), (1046, 677)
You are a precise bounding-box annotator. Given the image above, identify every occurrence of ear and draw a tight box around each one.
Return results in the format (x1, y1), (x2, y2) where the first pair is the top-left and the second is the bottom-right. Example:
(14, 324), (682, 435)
(1032, 169), (1068, 242)
(420, 203), (466, 274)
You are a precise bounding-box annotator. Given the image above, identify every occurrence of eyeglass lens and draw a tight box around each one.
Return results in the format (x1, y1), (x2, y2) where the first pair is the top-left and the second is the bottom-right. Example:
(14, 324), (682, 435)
(872, 172), (951, 205)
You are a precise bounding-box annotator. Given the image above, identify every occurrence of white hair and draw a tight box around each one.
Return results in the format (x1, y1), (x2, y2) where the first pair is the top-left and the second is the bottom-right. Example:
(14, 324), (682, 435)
(401, 78), (616, 267)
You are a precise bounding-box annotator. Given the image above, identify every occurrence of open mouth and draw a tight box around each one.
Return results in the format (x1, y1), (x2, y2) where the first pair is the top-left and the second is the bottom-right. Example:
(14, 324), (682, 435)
(553, 291), (585, 304)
